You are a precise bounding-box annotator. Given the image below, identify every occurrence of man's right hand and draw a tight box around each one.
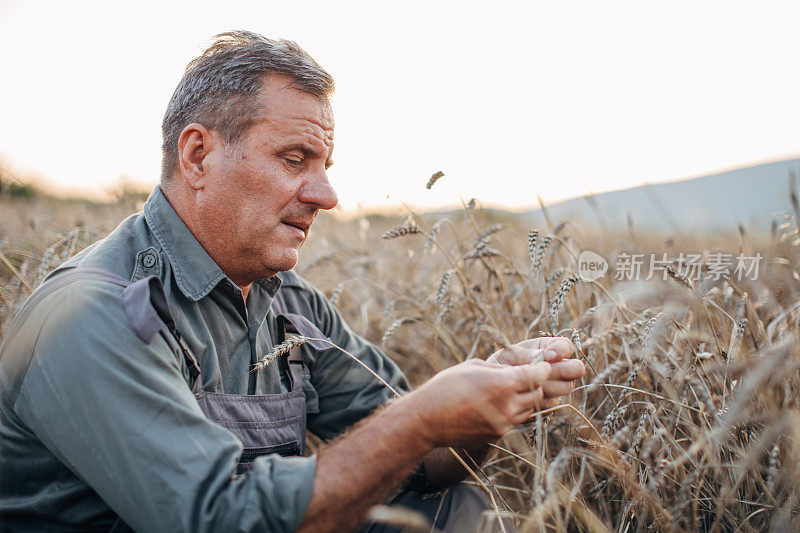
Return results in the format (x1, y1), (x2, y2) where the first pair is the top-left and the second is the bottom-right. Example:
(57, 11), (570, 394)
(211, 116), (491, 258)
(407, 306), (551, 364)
(404, 358), (552, 448)
(300, 348), (552, 532)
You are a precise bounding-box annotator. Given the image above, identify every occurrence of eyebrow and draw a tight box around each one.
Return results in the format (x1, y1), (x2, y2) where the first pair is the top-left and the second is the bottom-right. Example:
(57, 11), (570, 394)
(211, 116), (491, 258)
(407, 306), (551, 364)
(281, 142), (334, 169)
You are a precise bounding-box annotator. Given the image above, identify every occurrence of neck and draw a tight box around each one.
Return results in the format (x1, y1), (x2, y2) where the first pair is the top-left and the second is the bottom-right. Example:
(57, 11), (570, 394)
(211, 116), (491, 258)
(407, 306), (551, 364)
(240, 284), (251, 304)
(161, 182), (254, 305)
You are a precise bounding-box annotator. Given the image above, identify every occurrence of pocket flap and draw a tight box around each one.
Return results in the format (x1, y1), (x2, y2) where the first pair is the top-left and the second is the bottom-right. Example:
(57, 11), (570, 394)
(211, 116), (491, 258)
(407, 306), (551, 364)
(278, 312), (332, 351)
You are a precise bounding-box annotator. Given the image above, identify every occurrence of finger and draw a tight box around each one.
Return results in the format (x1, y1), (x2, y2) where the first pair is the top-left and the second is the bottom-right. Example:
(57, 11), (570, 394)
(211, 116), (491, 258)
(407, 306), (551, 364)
(508, 361), (551, 392)
(521, 398), (563, 422)
(494, 345), (546, 366)
(512, 389), (545, 422)
(548, 359), (586, 381)
(540, 397), (562, 411)
(515, 337), (575, 362)
(542, 379), (576, 398)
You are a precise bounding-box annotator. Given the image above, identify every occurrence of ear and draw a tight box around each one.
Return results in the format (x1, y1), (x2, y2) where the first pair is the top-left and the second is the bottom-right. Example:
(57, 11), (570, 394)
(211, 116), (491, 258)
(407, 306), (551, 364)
(176, 123), (216, 190)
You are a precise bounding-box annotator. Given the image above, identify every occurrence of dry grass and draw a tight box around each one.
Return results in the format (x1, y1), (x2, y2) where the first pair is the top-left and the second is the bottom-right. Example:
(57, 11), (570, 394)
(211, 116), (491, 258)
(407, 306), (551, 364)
(3, 192), (800, 532)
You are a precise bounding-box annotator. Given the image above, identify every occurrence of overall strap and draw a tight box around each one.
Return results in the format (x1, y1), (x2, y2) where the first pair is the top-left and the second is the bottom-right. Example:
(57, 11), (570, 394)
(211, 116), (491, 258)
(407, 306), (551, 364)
(270, 290), (302, 362)
(41, 267), (202, 389)
(164, 323), (202, 390)
(270, 290), (308, 391)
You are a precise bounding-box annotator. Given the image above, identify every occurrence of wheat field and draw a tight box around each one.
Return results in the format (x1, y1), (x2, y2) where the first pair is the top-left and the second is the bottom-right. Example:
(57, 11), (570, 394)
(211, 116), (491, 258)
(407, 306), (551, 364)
(2, 189), (799, 532)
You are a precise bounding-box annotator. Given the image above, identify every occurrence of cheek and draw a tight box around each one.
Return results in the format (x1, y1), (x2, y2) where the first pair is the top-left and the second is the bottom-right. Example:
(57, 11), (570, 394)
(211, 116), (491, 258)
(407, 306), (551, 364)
(246, 165), (298, 207)
(212, 159), (300, 230)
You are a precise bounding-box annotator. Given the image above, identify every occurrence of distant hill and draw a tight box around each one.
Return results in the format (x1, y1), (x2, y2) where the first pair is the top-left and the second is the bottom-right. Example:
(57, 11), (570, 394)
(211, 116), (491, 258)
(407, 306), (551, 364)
(523, 158), (800, 235)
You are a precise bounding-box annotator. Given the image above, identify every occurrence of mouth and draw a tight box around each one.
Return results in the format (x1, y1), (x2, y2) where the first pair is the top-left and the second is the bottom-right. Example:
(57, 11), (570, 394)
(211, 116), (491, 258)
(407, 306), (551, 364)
(281, 219), (312, 238)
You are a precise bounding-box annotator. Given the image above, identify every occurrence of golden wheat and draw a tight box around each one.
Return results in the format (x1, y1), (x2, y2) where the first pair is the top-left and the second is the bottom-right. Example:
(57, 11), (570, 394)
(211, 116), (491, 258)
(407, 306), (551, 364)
(3, 190), (800, 532)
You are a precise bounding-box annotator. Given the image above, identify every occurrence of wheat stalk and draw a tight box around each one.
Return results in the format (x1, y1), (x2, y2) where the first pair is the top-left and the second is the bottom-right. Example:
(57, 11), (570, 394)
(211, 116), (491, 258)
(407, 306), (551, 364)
(253, 336), (311, 370)
(382, 217), (421, 239)
(548, 274), (579, 332)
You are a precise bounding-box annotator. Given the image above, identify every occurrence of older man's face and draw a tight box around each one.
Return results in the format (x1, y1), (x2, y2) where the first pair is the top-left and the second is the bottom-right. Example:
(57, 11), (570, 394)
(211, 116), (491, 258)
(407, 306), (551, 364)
(198, 73), (337, 284)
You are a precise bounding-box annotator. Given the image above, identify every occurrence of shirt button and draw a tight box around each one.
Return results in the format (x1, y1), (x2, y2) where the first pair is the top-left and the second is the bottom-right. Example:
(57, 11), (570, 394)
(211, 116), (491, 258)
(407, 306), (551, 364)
(142, 252), (157, 268)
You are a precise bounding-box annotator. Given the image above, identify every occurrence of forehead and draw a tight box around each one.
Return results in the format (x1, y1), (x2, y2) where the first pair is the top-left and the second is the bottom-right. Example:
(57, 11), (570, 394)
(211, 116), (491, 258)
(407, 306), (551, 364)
(252, 73), (334, 143)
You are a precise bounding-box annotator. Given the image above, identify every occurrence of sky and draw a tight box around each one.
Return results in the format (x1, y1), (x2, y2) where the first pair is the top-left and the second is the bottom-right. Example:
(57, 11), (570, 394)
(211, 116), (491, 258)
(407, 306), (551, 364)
(0, 0), (798, 212)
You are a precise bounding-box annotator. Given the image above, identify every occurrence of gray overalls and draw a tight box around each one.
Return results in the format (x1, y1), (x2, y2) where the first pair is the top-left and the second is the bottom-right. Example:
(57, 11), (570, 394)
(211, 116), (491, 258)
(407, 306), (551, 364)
(180, 285), (312, 474)
(59, 267), (319, 474)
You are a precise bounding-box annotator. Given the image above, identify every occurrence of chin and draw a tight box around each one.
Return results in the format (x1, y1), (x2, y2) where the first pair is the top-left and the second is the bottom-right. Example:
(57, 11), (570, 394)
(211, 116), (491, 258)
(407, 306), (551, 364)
(265, 249), (299, 274)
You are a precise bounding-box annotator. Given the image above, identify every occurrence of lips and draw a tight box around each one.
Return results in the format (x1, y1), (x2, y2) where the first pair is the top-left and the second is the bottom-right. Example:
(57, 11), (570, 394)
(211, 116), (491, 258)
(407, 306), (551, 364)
(282, 219), (312, 236)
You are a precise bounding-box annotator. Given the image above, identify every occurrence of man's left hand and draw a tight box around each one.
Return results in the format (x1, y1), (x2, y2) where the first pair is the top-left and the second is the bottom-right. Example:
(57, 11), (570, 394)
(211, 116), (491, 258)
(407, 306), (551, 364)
(486, 337), (585, 410)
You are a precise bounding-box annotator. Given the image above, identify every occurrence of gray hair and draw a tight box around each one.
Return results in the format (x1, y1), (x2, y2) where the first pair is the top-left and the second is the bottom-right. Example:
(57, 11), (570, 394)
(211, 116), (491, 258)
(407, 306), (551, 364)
(160, 30), (334, 181)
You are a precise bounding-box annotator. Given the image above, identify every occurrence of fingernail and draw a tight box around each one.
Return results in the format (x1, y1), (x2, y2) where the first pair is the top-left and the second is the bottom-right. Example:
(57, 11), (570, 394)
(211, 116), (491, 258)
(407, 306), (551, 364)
(544, 349), (558, 361)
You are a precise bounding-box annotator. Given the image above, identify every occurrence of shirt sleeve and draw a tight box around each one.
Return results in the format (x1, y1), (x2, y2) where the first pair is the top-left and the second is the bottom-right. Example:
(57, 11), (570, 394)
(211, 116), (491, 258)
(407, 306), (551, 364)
(11, 279), (316, 533)
(290, 281), (410, 441)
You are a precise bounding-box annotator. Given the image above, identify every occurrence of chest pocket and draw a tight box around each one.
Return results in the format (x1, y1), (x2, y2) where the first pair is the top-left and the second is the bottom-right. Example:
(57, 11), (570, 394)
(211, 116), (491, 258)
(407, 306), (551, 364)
(275, 311), (331, 415)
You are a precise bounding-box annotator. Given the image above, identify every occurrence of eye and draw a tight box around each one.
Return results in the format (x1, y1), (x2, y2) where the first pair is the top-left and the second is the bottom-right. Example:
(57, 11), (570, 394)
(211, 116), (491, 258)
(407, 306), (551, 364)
(285, 157), (302, 165)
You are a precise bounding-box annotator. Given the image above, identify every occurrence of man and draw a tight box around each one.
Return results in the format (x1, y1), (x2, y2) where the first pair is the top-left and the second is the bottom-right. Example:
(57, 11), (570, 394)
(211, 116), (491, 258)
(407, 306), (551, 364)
(0, 32), (585, 532)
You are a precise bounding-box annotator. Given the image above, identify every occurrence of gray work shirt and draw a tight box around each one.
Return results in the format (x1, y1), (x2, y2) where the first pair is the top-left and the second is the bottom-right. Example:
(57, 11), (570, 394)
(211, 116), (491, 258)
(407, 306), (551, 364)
(0, 186), (408, 532)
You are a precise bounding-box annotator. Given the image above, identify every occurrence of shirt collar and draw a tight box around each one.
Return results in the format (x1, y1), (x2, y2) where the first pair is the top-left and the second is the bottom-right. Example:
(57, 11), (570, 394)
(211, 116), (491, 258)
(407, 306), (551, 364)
(142, 186), (226, 301)
(256, 276), (283, 296)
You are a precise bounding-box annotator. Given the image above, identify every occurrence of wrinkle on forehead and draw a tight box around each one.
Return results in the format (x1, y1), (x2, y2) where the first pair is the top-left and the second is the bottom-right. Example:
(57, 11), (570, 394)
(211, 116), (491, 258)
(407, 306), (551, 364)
(288, 109), (333, 140)
(265, 116), (333, 156)
(254, 78), (334, 150)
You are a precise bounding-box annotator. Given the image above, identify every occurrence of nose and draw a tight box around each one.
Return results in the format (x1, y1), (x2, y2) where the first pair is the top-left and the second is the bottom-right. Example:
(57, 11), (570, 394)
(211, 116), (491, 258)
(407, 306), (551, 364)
(299, 170), (338, 211)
